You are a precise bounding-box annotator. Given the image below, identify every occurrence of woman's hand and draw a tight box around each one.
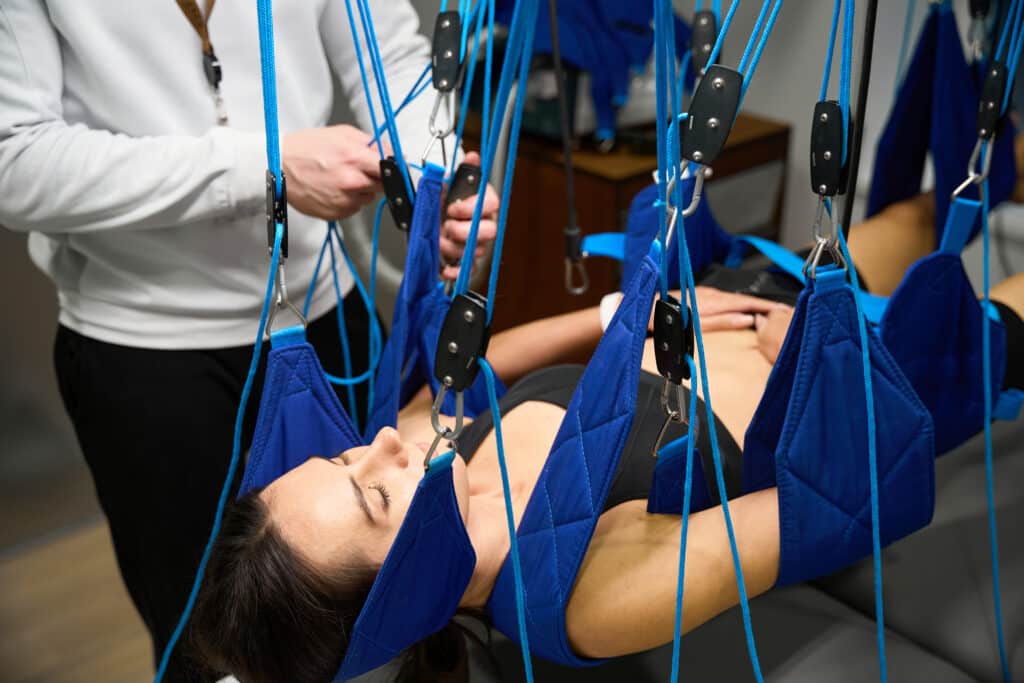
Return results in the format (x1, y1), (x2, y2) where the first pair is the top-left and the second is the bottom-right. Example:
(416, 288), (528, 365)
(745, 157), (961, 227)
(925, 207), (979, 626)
(645, 287), (780, 332)
(440, 151), (499, 281)
(753, 305), (795, 364)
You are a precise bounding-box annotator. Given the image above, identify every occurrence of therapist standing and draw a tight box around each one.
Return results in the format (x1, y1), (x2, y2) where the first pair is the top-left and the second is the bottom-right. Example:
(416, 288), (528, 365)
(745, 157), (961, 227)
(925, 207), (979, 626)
(0, 0), (497, 680)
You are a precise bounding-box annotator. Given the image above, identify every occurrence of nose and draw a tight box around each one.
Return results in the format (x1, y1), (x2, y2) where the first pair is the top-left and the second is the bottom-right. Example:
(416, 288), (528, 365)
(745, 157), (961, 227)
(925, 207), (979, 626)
(360, 426), (410, 472)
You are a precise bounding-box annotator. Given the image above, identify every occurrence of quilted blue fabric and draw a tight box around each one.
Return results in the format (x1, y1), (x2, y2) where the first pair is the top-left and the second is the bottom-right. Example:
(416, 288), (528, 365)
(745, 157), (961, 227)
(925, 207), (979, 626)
(879, 198), (1008, 455)
(364, 164), (498, 439)
(646, 434), (715, 515)
(486, 243), (661, 666)
(237, 328), (476, 681)
(742, 268), (936, 587)
(866, 2), (1017, 243)
(621, 179), (733, 291)
(336, 451), (475, 681)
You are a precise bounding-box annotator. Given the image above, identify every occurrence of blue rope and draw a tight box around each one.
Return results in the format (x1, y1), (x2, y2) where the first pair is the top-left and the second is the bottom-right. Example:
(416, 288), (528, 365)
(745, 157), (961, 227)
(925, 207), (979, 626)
(819, 0), (842, 102)
(668, 356), (699, 683)
(739, 0), (785, 99)
(325, 227), (360, 423)
(836, 226), (889, 683)
(705, 0), (741, 69)
(368, 63), (433, 148)
(153, 226), (285, 683)
(340, 0), (387, 159)
(451, 0), (536, 297)
(737, 0), (774, 75)
(981, 171), (1012, 683)
(449, 0), (493, 180)
(479, 359), (535, 683)
(656, 0), (764, 677)
(998, 0), (1024, 113)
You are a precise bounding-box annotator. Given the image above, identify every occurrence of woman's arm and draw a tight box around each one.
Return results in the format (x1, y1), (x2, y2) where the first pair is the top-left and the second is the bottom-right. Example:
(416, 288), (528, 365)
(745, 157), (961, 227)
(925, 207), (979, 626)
(484, 307), (605, 385)
(565, 489), (780, 659)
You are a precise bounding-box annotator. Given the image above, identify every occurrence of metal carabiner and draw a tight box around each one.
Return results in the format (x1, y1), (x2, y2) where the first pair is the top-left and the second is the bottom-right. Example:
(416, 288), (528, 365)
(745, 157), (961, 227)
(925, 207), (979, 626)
(952, 139), (993, 199)
(265, 262), (308, 336)
(564, 258), (589, 295)
(802, 196), (847, 279)
(652, 379), (688, 457)
(423, 384), (465, 468)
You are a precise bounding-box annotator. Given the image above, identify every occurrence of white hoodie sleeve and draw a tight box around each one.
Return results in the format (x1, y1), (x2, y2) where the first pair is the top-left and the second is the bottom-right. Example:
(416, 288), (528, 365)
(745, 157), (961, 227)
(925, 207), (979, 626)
(0, 0), (265, 235)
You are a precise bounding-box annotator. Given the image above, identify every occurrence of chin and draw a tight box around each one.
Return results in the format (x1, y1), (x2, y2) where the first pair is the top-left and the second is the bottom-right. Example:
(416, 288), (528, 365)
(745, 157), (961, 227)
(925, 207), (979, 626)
(450, 454), (471, 523)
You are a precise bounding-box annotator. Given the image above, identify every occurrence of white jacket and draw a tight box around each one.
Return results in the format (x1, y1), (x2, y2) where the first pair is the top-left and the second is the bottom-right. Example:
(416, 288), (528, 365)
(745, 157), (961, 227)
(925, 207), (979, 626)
(0, 0), (436, 348)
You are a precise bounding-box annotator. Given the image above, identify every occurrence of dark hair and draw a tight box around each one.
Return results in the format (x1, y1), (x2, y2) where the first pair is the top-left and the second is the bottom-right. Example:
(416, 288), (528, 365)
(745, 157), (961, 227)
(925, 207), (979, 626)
(189, 489), (482, 683)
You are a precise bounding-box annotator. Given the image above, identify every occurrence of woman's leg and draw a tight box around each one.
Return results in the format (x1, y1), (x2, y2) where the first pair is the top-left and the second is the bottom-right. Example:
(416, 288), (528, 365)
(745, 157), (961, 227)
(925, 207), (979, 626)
(846, 192), (937, 296)
(991, 273), (1024, 391)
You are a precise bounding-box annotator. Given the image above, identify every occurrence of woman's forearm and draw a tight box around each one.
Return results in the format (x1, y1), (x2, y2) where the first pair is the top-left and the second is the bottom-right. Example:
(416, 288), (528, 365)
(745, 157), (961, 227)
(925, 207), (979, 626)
(565, 488), (780, 659)
(484, 306), (604, 385)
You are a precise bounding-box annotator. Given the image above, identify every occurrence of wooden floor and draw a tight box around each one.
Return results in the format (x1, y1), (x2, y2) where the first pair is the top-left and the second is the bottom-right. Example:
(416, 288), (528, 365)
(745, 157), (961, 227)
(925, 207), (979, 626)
(0, 519), (152, 683)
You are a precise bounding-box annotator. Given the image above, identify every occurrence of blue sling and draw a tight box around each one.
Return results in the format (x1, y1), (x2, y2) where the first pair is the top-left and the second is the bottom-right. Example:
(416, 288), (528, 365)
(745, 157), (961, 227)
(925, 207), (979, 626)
(485, 243), (661, 667)
(866, 1), (1016, 243)
(742, 267), (936, 586)
(880, 198), (1016, 455)
(364, 164), (501, 439)
(237, 327), (477, 681)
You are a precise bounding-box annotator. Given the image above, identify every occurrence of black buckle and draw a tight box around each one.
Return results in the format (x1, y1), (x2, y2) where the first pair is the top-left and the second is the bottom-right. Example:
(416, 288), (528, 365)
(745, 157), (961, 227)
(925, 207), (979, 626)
(564, 228), (583, 262)
(202, 49), (222, 89)
(653, 296), (694, 384)
(434, 292), (491, 392)
(432, 12), (464, 92)
(690, 10), (718, 74)
(977, 62), (1007, 140)
(809, 100), (851, 196)
(380, 157), (415, 232)
(682, 64), (741, 166)
(444, 162), (481, 214)
(265, 170), (288, 258)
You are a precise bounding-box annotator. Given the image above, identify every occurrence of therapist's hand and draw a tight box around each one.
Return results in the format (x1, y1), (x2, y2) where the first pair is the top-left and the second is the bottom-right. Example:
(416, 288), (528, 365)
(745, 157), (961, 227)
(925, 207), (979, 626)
(440, 151), (499, 281)
(754, 305), (795, 364)
(641, 287), (779, 332)
(281, 125), (388, 220)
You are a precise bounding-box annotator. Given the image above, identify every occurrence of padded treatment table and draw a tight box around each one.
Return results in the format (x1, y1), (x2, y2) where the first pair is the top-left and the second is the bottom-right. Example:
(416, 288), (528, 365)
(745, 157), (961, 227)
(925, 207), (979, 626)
(817, 419), (1024, 682)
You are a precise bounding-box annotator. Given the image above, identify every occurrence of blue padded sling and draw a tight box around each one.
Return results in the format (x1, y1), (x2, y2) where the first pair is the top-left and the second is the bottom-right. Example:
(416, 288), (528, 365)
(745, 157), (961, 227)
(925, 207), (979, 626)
(742, 268), (936, 586)
(879, 198), (1010, 455)
(238, 327), (476, 682)
(647, 433), (715, 515)
(486, 243), (660, 666)
(364, 164), (499, 439)
(866, 2), (1016, 243)
(618, 177), (733, 291)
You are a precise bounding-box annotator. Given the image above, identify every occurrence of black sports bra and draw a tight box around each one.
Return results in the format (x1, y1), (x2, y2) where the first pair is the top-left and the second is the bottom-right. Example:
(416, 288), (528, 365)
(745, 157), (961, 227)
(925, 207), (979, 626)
(456, 365), (743, 512)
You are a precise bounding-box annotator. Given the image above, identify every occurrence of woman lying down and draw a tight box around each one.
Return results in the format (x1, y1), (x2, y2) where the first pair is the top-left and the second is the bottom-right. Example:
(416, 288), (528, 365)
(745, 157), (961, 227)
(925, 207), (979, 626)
(189, 191), (1024, 683)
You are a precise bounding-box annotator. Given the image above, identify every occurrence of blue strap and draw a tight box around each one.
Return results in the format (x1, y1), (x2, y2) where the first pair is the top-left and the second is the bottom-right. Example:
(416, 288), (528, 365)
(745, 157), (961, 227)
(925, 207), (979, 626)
(581, 232), (626, 259)
(939, 197), (982, 255)
(727, 235), (808, 284)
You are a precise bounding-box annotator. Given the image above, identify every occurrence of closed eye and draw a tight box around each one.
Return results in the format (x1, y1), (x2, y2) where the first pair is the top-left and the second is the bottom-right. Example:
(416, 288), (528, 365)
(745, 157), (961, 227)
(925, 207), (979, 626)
(369, 481), (391, 510)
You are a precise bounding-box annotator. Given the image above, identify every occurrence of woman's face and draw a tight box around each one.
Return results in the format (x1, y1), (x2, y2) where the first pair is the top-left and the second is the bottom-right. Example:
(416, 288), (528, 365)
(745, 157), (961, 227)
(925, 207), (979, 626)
(261, 427), (469, 570)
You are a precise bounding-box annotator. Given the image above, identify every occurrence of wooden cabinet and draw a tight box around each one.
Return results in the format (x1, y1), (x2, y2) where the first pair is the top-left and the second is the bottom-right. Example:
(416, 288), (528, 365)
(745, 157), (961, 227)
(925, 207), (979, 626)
(465, 113), (791, 331)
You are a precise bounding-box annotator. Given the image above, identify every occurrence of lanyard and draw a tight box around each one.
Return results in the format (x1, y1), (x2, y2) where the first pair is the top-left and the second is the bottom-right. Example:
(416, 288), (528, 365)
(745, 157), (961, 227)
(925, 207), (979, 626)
(176, 0), (228, 125)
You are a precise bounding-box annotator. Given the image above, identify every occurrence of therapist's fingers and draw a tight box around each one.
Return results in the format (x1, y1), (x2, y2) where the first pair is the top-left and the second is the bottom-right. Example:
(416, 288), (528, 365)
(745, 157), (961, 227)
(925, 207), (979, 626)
(442, 217), (498, 250)
(445, 183), (500, 223)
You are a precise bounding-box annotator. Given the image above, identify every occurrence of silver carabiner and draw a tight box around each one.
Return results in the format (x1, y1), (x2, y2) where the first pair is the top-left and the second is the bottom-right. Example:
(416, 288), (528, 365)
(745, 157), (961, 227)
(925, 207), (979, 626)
(652, 379), (688, 457)
(565, 258), (589, 295)
(423, 384), (466, 468)
(265, 262), (308, 336)
(802, 196), (847, 279)
(952, 139), (993, 199)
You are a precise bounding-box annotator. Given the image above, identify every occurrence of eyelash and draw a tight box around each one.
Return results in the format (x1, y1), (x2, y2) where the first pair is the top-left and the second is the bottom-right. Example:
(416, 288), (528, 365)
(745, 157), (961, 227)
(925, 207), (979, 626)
(369, 481), (391, 507)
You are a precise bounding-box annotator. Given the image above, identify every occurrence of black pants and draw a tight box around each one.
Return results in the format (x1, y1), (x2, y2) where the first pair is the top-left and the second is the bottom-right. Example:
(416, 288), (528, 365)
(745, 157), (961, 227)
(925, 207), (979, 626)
(54, 292), (376, 682)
